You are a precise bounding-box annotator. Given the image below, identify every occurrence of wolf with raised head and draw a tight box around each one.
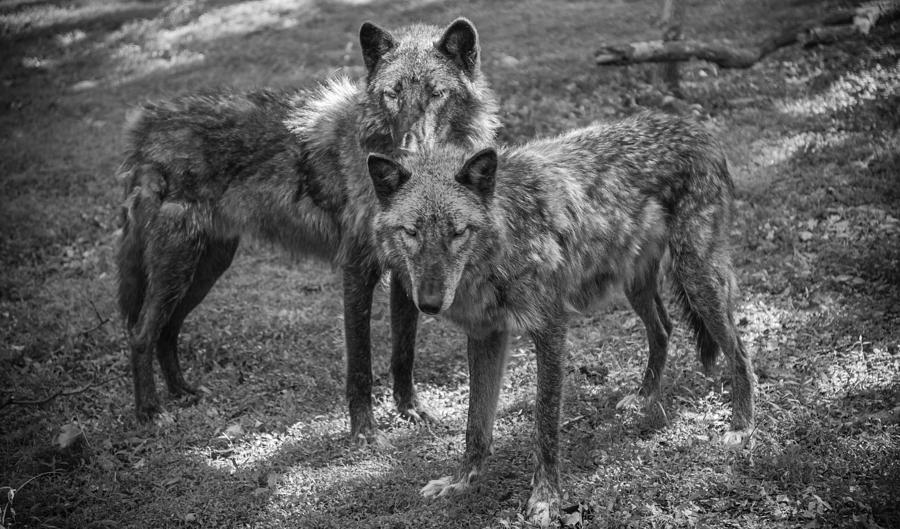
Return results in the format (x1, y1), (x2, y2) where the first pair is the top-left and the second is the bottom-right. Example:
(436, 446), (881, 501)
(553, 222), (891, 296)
(116, 18), (499, 442)
(367, 112), (756, 525)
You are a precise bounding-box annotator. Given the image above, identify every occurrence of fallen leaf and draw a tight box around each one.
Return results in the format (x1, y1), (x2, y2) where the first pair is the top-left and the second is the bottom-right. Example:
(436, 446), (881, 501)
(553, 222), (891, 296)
(154, 411), (175, 427)
(224, 423), (244, 440)
(560, 510), (582, 527)
(616, 394), (642, 410)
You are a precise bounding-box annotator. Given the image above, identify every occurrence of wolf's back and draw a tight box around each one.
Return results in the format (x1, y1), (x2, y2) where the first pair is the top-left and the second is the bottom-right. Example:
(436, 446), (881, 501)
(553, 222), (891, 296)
(494, 112), (731, 241)
(118, 89), (302, 201)
(543, 112), (730, 204)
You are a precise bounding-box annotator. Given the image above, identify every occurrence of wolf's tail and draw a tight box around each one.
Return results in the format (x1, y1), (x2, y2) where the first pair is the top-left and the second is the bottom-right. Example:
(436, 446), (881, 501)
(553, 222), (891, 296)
(671, 278), (720, 373)
(116, 160), (164, 328)
(664, 143), (734, 373)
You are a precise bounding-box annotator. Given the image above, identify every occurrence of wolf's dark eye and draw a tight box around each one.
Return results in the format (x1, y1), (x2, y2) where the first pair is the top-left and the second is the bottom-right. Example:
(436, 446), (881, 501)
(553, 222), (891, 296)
(402, 226), (417, 237)
(384, 90), (398, 100)
(432, 89), (448, 99)
(453, 226), (469, 238)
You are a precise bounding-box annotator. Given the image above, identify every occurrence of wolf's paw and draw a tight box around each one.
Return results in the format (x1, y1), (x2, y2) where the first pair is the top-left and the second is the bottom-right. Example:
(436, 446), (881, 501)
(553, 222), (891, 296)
(135, 396), (162, 423)
(399, 405), (439, 425)
(350, 409), (385, 447)
(171, 389), (201, 408)
(420, 470), (477, 498)
(615, 393), (647, 411)
(353, 429), (393, 450)
(722, 428), (754, 450)
(168, 379), (198, 398)
(153, 410), (176, 428)
(526, 487), (560, 528)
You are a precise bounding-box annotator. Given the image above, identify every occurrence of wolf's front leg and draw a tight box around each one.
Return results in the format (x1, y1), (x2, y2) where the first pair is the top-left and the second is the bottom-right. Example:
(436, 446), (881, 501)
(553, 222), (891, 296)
(526, 318), (567, 527)
(389, 272), (433, 423)
(421, 329), (509, 498)
(342, 262), (386, 446)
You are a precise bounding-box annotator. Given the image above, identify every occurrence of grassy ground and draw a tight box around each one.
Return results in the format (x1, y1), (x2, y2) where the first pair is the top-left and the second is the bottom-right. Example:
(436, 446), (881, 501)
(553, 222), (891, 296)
(1, 0), (898, 527)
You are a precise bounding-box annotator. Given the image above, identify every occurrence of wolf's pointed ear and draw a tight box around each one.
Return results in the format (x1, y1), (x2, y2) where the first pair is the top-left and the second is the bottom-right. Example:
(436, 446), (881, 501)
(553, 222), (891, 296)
(436, 18), (479, 78)
(456, 148), (497, 198)
(360, 22), (397, 74)
(367, 153), (410, 203)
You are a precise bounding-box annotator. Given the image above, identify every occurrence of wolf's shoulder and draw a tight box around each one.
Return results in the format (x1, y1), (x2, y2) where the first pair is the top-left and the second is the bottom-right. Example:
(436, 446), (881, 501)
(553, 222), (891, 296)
(285, 76), (363, 145)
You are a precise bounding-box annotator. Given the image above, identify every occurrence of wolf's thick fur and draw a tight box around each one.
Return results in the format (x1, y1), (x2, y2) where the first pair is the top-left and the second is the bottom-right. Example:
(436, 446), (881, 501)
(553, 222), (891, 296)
(116, 18), (499, 440)
(368, 112), (756, 525)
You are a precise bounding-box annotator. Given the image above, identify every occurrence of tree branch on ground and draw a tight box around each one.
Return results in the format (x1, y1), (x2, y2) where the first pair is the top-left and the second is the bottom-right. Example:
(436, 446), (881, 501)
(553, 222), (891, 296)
(47, 311), (112, 357)
(1, 471), (62, 526)
(659, 0), (685, 95)
(596, 0), (900, 68)
(0, 375), (124, 411)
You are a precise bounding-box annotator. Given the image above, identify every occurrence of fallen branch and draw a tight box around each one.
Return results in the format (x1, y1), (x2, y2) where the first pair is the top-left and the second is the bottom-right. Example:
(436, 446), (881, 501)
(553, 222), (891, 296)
(0, 375), (124, 411)
(659, 0), (685, 95)
(596, 1), (900, 68)
(48, 312), (112, 357)
(1, 471), (62, 526)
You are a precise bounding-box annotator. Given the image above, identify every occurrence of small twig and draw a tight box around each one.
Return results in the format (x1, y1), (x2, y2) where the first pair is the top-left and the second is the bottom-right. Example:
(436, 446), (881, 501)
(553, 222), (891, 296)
(656, 401), (670, 426)
(1, 471), (62, 525)
(12, 471), (61, 493)
(48, 315), (112, 356)
(745, 422), (762, 463)
(0, 374), (124, 411)
(77, 317), (111, 339)
(562, 415), (585, 429)
(87, 298), (106, 326)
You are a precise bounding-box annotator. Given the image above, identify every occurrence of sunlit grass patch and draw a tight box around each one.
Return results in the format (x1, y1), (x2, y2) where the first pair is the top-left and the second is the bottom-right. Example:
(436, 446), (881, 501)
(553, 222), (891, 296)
(151, 0), (311, 47)
(0, 1), (152, 36)
(776, 60), (900, 117)
(746, 130), (858, 167)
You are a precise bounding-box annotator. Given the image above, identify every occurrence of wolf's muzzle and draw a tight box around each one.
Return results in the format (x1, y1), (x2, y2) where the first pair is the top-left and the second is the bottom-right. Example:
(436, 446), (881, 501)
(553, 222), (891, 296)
(416, 281), (443, 315)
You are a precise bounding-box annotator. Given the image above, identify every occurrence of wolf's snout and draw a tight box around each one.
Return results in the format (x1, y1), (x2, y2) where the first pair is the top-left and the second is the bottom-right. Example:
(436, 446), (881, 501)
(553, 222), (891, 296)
(416, 283), (443, 315)
(400, 132), (419, 152)
(417, 295), (442, 315)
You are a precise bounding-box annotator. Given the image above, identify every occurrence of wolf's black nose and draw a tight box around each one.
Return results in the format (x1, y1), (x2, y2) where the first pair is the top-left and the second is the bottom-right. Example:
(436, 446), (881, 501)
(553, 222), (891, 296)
(417, 291), (442, 315)
(418, 300), (441, 315)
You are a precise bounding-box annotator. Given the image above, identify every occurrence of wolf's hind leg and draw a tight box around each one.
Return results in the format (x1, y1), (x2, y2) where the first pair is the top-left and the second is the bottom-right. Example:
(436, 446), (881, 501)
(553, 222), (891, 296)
(655, 292), (673, 337)
(389, 272), (433, 423)
(673, 250), (755, 441)
(157, 237), (239, 397)
(624, 257), (670, 404)
(130, 204), (206, 421)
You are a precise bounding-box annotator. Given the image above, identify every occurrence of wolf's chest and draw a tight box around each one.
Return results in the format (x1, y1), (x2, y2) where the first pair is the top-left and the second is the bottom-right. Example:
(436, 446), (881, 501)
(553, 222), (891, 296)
(444, 268), (560, 335)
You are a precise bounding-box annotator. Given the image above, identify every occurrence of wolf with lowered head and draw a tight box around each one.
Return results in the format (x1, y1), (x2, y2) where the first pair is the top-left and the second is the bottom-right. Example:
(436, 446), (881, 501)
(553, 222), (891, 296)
(367, 112), (756, 525)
